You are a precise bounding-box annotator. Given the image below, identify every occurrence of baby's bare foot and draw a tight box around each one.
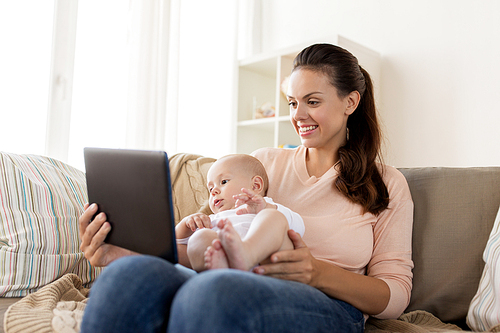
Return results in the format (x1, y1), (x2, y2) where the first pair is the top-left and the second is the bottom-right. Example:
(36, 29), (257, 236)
(218, 220), (254, 271)
(204, 239), (229, 270)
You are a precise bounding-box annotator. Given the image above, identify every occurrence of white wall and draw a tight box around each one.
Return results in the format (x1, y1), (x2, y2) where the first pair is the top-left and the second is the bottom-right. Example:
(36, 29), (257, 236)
(258, 0), (500, 167)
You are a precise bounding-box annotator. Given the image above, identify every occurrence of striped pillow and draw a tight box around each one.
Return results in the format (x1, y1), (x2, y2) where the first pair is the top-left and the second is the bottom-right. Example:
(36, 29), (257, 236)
(0, 152), (102, 297)
(467, 205), (500, 331)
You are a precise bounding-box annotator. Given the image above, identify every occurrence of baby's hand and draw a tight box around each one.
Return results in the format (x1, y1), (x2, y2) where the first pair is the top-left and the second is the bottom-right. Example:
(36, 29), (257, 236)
(182, 213), (211, 232)
(234, 188), (268, 215)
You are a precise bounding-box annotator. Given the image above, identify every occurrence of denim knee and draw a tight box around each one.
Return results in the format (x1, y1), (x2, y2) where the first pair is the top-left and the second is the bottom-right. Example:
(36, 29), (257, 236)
(82, 256), (192, 333)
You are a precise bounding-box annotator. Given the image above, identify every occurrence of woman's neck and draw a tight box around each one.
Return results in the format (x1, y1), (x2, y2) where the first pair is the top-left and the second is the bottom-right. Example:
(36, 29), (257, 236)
(305, 148), (339, 178)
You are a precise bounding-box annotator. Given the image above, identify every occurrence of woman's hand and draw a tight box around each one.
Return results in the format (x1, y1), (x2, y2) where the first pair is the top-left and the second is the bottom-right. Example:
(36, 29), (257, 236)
(254, 229), (392, 315)
(79, 203), (135, 267)
(253, 230), (320, 286)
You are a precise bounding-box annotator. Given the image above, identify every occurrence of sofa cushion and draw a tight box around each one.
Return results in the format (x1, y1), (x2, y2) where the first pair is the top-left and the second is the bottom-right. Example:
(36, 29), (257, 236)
(168, 153), (216, 223)
(467, 204), (500, 331)
(0, 152), (102, 297)
(399, 167), (500, 324)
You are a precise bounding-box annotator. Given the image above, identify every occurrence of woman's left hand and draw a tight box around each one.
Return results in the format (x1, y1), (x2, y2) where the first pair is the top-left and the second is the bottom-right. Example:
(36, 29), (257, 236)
(253, 230), (319, 286)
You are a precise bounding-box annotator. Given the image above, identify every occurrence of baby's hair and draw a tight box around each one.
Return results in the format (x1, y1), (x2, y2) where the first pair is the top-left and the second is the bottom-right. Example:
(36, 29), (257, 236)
(217, 154), (269, 195)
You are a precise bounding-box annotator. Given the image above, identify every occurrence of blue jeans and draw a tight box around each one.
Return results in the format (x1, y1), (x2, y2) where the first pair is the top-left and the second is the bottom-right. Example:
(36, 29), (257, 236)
(81, 256), (364, 333)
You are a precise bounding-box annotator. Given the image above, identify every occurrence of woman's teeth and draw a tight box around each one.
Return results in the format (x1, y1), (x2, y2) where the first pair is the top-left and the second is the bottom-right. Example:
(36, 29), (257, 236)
(300, 125), (318, 133)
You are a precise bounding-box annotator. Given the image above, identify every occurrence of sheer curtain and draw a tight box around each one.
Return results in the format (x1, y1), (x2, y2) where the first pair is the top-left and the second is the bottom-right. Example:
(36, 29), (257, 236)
(174, 0), (239, 158)
(0, 1), (54, 155)
(67, 0), (174, 170)
(59, 0), (239, 170)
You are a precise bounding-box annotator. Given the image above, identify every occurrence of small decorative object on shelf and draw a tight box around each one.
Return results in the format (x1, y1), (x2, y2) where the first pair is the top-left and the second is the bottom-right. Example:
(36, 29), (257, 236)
(278, 144), (299, 149)
(255, 101), (275, 119)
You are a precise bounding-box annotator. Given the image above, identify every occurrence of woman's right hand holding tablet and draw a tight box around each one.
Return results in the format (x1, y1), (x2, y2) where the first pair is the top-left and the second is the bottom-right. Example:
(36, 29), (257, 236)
(79, 203), (136, 267)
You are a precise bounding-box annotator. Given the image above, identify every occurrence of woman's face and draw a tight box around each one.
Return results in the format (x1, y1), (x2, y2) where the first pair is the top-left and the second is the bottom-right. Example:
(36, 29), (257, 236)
(287, 68), (358, 152)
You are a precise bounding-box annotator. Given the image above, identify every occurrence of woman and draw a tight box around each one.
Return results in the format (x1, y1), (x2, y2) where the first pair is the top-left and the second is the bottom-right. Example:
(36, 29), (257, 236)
(79, 43), (413, 333)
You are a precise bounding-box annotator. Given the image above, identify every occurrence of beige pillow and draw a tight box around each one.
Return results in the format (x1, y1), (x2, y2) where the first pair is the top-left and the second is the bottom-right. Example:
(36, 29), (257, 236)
(0, 152), (102, 296)
(169, 153), (216, 224)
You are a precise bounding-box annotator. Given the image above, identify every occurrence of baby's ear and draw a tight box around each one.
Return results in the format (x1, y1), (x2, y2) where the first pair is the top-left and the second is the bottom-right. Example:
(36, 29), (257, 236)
(251, 176), (265, 194)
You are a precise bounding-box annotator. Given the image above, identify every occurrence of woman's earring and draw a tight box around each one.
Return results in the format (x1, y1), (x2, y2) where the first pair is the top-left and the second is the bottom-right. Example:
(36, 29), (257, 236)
(346, 128), (350, 141)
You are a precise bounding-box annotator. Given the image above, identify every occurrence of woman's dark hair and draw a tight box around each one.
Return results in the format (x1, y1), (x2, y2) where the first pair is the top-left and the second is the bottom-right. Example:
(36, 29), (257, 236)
(293, 43), (389, 215)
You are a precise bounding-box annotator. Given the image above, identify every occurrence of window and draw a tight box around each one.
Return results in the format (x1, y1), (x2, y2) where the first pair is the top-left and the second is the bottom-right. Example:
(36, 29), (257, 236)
(1, 0), (239, 171)
(0, 2), (54, 155)
(68, 0), (130, 169)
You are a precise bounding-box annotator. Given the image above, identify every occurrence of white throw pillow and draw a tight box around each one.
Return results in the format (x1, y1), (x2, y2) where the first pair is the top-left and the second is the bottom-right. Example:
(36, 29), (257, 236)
(467, 204), (500, 331)
(0, 152), (102, 296)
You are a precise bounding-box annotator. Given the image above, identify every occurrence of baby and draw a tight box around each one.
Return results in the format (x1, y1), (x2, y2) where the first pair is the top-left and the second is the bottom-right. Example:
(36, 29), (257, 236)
(175, 154), (304, 272)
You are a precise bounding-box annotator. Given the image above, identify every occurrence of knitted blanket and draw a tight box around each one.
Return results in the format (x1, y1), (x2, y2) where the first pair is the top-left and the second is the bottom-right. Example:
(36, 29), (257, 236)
(3, 273), (470, 333)
(3, 274), (88, 333)
(365, 312), (464, 332)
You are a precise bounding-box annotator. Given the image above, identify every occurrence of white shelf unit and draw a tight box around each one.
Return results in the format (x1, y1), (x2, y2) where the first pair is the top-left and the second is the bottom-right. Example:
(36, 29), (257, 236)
(234, 36), (381, 154)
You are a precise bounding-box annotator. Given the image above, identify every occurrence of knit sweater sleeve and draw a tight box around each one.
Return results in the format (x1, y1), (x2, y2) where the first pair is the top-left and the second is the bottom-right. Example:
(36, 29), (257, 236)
(368, 166), (414, 319)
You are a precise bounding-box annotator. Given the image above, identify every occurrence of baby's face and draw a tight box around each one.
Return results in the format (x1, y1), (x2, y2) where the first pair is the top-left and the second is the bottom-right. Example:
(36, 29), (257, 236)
(206, 159), (255, 213)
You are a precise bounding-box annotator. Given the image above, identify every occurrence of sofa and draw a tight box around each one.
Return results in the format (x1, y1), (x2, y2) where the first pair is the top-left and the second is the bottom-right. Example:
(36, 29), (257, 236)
(1, 151), (500, 332)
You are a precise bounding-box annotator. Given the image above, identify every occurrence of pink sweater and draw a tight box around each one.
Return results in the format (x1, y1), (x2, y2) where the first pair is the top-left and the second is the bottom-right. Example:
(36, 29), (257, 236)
(253, 146), (414, 319)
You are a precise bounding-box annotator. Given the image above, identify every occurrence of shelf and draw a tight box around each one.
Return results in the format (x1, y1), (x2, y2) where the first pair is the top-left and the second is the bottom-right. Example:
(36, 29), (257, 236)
(276, 115), (291, 123)
(238, 117), (275, 127)
(237, 115), (291, 127)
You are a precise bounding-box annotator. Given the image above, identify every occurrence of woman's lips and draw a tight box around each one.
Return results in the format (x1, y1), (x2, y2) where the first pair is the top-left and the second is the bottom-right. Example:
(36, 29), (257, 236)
(299, 125), (318, 136)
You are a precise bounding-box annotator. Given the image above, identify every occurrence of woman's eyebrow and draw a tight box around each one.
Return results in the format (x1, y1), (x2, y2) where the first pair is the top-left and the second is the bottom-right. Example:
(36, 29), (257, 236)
(287, 92), (323, 100)
(302, 92), (323, 98)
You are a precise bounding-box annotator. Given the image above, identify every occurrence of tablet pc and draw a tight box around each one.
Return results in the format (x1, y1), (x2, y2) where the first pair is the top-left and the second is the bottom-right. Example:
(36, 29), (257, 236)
(84, 147), (177, 263)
